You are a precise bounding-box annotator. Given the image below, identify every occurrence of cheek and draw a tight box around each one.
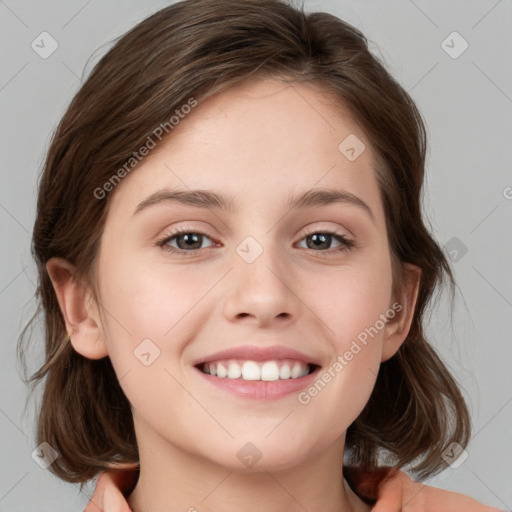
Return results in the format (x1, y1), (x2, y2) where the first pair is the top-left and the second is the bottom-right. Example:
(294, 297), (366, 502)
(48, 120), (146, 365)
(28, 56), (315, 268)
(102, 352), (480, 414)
(96, 252), (213, 382)
(294, 253), (393, 416)
(100, 255), (206, 335)
(299, 254), (393, 346)
(95, 258), (201, 426)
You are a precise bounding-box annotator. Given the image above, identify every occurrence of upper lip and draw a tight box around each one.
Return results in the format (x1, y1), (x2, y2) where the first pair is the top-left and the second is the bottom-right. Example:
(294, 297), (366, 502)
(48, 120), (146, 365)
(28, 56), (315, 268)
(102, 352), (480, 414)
(192, 345), (322, 366)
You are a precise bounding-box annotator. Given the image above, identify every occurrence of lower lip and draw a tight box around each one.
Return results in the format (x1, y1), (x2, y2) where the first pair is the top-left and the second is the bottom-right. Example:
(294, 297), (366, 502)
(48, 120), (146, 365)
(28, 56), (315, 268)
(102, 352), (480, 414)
(193, 366), (320, 400)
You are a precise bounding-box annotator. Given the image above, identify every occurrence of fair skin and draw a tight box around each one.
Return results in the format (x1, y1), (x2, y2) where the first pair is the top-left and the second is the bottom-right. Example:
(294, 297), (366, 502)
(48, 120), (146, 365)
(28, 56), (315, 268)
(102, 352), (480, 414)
(48, 77), (423, 512)
(84, 464), (504, 512)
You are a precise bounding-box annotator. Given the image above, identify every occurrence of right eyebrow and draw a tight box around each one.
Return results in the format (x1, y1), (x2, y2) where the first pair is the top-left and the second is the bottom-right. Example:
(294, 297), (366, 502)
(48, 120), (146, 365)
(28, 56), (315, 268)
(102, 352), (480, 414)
(132, 189), (236, 216)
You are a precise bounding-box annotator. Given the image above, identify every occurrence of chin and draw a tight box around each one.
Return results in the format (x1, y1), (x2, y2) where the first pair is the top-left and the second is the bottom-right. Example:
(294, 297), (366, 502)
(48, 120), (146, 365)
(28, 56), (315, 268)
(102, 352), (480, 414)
(201, 435), (325, 474)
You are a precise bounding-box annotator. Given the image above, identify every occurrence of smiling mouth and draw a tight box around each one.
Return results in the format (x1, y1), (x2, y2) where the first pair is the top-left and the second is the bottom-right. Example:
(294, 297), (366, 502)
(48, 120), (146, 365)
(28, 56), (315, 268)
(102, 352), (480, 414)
(196, 359), (319, 381)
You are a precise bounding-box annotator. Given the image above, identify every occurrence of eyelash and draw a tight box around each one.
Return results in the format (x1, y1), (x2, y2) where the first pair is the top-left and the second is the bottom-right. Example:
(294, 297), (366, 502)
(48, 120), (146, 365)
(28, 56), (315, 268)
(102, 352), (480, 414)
(156, 225), (355, 257)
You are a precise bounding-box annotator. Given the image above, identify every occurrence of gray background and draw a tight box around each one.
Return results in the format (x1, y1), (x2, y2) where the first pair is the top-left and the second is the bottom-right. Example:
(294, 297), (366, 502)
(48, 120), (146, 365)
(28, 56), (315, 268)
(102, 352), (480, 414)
(1, 0), (511, 510)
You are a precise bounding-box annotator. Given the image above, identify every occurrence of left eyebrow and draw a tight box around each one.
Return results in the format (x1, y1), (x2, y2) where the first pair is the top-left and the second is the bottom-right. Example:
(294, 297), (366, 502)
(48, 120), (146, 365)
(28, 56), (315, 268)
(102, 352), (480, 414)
(132, 187), (375, 224)
(286, 188), (375, 223)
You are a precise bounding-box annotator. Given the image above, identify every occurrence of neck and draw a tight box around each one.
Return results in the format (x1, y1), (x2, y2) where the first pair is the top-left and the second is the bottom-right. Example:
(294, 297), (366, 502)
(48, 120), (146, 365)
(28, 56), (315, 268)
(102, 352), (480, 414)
(127, 419), (369, 512)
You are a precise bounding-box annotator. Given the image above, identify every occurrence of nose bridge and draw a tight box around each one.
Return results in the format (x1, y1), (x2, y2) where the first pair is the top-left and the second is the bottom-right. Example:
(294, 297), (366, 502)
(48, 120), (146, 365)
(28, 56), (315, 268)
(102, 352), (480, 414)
(222, 231), (298, 325)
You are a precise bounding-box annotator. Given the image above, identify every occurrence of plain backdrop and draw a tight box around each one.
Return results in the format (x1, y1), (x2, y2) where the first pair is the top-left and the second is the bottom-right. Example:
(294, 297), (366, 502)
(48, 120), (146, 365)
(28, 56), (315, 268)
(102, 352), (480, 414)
(1, 0), (511, 510)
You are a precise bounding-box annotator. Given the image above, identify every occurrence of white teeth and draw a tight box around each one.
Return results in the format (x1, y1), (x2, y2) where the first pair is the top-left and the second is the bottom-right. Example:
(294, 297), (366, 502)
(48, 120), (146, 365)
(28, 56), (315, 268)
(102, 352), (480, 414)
(261, 361), (279, 381)
(242, 361), (261, 381)
(202, 359), (312, 381)
(227, 362), (242, 379)
(261, 361), (280, 381)
(291, 363), (303, 379)
(279, 364), (291, 379)
(216, 362), (228, 378)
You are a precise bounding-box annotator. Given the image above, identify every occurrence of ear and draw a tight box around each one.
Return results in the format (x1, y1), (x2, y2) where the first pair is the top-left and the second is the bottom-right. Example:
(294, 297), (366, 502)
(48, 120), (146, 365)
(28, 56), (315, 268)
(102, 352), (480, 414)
(381, 263), (421, 362)
(46, 257), (108, 360)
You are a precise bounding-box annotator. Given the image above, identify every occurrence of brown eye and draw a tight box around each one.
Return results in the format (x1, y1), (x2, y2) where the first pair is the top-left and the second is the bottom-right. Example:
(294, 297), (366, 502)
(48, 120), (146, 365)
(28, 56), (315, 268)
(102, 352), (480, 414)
(158, 228), (215, 253)
(172, 232), (205, 250)
(306, 233), (334, 250)
(297, 231), (354, 252)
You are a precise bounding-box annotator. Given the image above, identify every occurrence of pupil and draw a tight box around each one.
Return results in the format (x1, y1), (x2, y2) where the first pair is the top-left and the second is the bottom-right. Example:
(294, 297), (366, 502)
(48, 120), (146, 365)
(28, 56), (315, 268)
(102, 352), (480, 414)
(179, 233), (201, 250)
(309, 233), (330, 250)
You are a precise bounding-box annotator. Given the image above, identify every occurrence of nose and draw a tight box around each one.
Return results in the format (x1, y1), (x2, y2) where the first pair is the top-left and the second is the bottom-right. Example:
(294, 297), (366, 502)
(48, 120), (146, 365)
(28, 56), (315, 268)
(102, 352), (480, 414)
(222, 241), (300, 328)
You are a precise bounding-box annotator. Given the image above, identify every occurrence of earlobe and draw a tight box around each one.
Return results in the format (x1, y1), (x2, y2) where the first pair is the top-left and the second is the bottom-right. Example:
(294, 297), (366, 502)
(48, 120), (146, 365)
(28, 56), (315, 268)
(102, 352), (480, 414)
(46, 257), (108, 360)
(381, 263), (421, 362)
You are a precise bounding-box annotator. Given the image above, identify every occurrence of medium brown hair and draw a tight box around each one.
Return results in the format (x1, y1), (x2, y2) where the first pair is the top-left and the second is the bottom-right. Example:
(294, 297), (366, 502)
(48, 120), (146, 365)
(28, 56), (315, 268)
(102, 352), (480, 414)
(19, 0), (470, 490)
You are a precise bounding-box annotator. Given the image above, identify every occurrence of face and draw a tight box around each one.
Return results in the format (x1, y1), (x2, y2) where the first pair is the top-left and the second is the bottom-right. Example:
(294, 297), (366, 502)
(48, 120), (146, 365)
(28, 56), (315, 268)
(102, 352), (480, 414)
(85, 78), (407, 471)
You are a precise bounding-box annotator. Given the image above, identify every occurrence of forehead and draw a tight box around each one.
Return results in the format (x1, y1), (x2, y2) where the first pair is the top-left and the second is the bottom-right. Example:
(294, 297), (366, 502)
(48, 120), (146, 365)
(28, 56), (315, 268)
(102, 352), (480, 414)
(107, 77), (384, 223)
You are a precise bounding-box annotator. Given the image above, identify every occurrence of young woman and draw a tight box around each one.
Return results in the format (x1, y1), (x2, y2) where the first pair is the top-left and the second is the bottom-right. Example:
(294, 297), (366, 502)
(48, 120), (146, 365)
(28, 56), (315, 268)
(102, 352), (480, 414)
(19, 0), (504, 510)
